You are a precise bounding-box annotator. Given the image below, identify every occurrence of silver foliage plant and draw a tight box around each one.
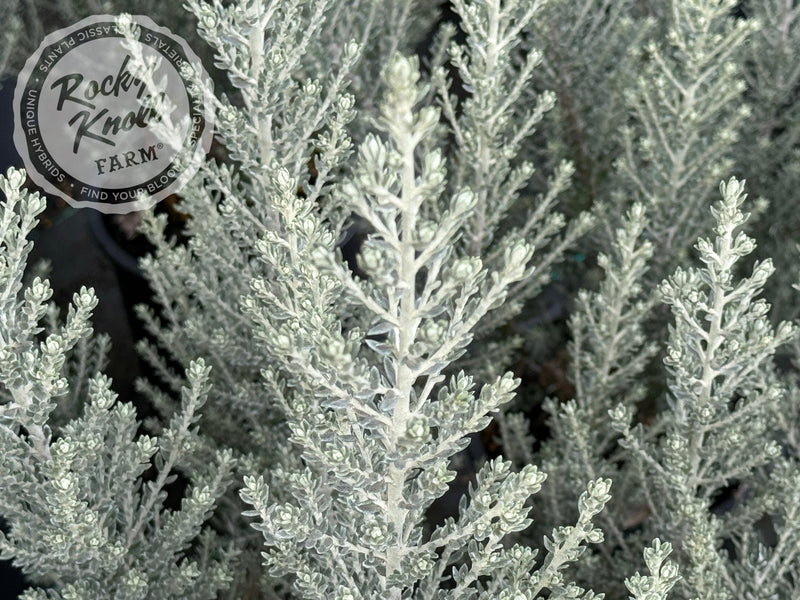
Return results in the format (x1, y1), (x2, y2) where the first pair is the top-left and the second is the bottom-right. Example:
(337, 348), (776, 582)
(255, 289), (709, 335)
(504, 180), (800, 599)
(0, 171), (237, 599)
(2, 0), (800, 599)
(609, 0), (755, 283)
(237, 53), (630, 600)
(734, 0), (800, 323)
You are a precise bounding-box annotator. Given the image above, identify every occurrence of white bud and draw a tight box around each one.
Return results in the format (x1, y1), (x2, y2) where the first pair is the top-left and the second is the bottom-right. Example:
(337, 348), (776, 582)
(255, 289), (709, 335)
(417, 221), (436, 244)
(504, 241), (533, 272)
(5, 167), (26, 190)
(452, 189), (476, 213)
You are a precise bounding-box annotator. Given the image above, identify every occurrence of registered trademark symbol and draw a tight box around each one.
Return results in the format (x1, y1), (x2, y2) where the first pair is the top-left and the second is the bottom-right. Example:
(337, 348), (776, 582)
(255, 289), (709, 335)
(157, 143), (164, 149)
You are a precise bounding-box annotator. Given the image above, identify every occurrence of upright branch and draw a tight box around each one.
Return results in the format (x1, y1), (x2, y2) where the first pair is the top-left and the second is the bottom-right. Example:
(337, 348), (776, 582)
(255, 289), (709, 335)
(239, 54), (624, 600)
(612, 178), (797, 599)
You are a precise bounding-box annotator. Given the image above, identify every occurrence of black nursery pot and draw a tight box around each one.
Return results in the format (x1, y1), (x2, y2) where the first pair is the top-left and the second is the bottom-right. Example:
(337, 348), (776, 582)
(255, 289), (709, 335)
(86, 196), (191, 333)
(86, 209), (156, 332)
(85, 205), (190, 425)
